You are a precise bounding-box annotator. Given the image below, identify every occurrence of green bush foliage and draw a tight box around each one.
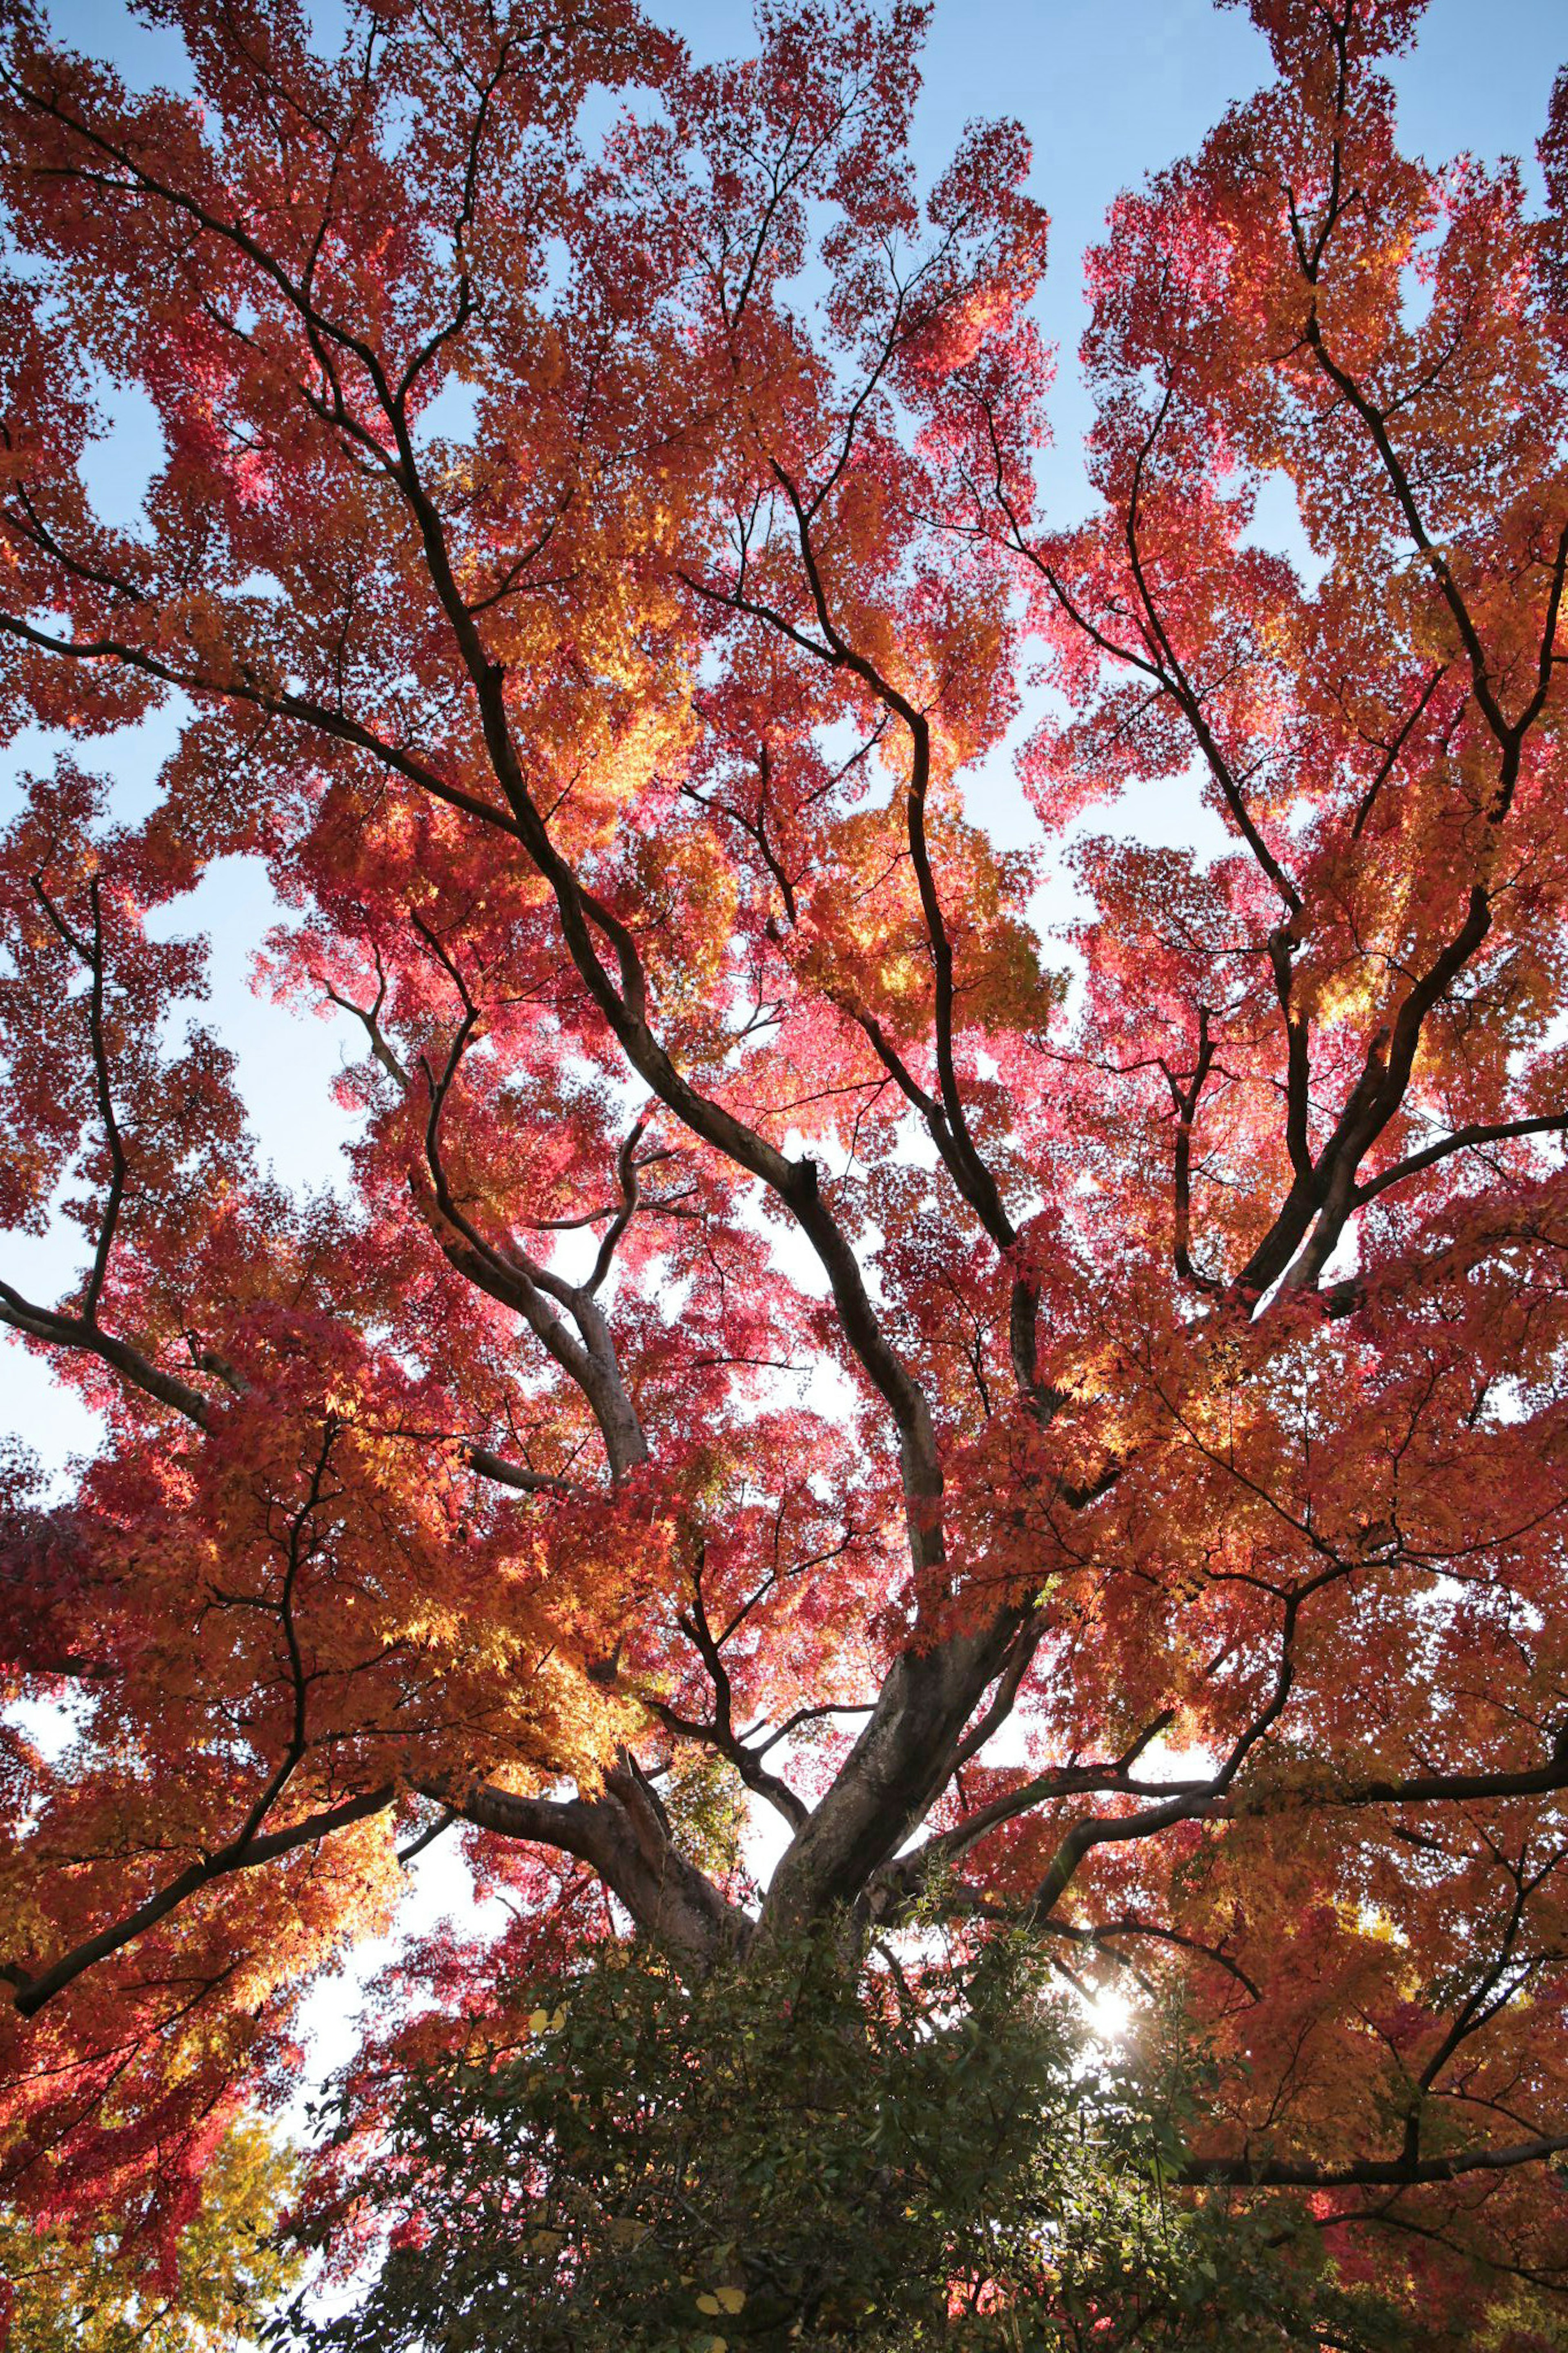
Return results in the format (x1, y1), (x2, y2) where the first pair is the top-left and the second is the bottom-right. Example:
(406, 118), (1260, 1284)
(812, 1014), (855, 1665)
(283, 1931), (1412, 2352)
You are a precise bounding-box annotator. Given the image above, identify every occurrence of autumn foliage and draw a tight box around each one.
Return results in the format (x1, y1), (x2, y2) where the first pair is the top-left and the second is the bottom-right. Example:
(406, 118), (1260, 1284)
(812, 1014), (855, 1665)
(2, 0), (1568, 2333)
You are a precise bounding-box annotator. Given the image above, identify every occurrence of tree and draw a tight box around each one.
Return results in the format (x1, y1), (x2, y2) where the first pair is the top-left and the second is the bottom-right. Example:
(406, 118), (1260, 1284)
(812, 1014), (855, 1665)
(1, 0), (1568, 2328)
(286, 1931), (1414, 2351)
(0, 2115), (301, 2352)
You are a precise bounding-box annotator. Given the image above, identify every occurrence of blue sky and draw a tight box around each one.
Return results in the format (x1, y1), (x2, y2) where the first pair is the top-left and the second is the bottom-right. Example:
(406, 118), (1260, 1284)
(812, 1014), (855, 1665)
(3, 0), (1566, 1481)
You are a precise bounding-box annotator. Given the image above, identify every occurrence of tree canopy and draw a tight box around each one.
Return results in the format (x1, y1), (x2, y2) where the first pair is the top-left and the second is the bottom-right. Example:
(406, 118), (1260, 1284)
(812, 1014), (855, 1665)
(2, 0), (1568, 2335)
